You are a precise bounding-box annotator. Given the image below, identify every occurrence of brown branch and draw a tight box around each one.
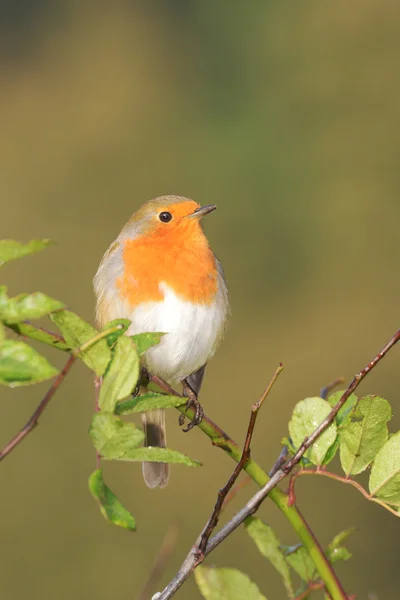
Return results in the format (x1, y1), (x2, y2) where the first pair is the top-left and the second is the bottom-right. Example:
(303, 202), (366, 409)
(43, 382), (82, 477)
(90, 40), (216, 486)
(137, 521), (180, 600)
(289, 468), (400, 518)
(157, 327), (400, 600)
(0, 355), (76, 462)
(197, 363), (284, 554)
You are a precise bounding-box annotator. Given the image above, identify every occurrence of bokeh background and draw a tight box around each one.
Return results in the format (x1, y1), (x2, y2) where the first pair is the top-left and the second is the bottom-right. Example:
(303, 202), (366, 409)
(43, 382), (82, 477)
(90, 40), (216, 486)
(1, 2), (399, 599)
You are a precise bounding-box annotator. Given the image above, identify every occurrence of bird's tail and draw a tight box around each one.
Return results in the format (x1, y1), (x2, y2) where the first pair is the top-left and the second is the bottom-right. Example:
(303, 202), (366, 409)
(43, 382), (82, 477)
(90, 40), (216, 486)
(142, 409), (170, 489)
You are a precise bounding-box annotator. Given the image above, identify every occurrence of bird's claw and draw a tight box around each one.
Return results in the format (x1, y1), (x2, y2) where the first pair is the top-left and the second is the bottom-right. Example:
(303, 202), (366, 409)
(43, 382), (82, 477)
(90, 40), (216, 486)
(181, 396), (204, 432)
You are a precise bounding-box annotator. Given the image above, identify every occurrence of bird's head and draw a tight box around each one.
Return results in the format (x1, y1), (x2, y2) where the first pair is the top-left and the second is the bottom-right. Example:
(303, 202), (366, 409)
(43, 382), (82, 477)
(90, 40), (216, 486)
(119, 196), (216, 243)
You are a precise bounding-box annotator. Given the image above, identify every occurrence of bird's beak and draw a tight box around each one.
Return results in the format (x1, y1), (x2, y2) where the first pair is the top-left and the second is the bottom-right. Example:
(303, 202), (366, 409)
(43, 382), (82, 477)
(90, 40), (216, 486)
(187, 204), (217, 219)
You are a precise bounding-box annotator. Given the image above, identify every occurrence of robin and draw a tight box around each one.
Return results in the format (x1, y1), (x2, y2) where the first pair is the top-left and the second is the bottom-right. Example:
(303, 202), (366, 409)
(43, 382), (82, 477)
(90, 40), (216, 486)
(94, 196), (229, 488)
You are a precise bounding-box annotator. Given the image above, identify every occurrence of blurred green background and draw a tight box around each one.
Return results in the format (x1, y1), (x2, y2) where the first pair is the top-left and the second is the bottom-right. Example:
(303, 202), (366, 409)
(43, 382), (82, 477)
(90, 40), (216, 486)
(1, 2), (399, 599)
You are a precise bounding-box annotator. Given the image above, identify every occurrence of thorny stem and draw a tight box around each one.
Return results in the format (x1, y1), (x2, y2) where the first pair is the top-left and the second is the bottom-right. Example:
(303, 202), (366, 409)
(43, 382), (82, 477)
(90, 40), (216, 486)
(0, 355), (76, 461)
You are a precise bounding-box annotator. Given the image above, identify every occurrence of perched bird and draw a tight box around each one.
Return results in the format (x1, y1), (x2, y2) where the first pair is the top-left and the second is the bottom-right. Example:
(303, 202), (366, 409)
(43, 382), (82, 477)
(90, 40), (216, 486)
(94, 196), (229, 488)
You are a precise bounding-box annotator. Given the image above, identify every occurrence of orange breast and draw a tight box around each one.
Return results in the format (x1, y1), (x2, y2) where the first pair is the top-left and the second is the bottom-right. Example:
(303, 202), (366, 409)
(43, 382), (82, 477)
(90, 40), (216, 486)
(117, 226), (218, 307)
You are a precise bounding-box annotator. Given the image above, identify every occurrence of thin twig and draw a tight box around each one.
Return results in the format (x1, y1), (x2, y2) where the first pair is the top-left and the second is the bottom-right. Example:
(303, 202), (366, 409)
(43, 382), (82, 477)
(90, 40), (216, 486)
(157, 328), (400, 600)
(222, 475), (252, 509)
(197, 363), (284, 554)
(0, 355), (76, 461)
(137, 522), (180, 600)
(294, 581), (325, 600)
(269, 445), (289, 477)
(222, 443), (290, 510)
(289, 469), (400, 518)
(320, 377), (345, 400)
(73, 324), (124, 356)
(1, 323), (121, 464)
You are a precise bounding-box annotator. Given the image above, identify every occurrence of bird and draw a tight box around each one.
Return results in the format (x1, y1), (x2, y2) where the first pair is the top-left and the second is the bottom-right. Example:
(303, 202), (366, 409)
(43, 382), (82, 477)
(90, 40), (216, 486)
(94, 196), (229, 488)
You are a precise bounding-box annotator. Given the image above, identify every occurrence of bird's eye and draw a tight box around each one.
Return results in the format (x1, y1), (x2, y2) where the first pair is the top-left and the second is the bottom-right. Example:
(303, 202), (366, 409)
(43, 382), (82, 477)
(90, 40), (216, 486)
(159, 211), (172, 223)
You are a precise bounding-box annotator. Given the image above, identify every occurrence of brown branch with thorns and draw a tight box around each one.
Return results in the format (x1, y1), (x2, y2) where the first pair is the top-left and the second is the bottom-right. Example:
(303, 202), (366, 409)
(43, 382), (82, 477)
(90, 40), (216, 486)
(156, 327), (400, 600)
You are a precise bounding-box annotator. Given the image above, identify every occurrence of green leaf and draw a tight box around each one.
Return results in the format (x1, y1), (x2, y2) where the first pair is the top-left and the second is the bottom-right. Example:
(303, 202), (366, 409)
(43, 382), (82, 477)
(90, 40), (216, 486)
(369, 431), (400, 506)
(339, 396), (391, 476)
(328, 390), (358, 427)
(90, 414), (200, 466)
(195, 566), (267, 600)
(88, 469), (136, 531)
(0, 290), (64, 323)
(131, 332), (165, 356)
(326, 528), (355, 564)
(106, 446), (201, 466)
(321, 435), (340, 466)
(285, 545), (317, 582)
(245, 517), (292, 596)
(115, 392), (185, 415)
(90, 413), (144, 458)
(51, 310), (110, 376)
(0, 339), (59, 386)
(0, 322), (4, 344)
(101, 319), (131, 346)
(0, 239), (53, 267)
(289, 397), (337, 466)
(5, 321), (71, 351)
(99, 336), (139, 412)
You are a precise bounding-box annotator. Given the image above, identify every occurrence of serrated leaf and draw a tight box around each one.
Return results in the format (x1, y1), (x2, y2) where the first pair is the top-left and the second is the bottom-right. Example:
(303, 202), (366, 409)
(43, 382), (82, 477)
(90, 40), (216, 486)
(5, 321), (71, 351)
(245, 517), (292, 596)
(195, 566), (267, 600)
(0, 239), (53, 267)
(105, 446), (201, 467)
(0, 339), (59, 386)
(88, 469), (136, 530)
(339, 396), (391, 477)
(90, 413), (144, 458)
(115, 392), (185, 415)
(285, 546), (317, 582)
(99, 336), (139, 412)
(322, 435), (340, 466)
(289, 397), (337, 466)
(131, 332), (165, 356)
(0, 291), (64, 323)
(369, 431), (400, 506)
(51, 310), (110, 376)
(328, 390), (358, 427)
(101, 319), (131, 346)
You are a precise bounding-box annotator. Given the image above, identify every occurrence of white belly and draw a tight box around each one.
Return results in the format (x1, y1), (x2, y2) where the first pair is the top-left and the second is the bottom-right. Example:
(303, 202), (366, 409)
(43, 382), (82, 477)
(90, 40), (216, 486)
(127, 282), (227, 383)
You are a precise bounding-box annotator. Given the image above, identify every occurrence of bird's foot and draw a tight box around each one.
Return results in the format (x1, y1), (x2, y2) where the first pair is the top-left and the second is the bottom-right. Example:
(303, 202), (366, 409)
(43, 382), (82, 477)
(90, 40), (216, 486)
(179, 380), (204, 432)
